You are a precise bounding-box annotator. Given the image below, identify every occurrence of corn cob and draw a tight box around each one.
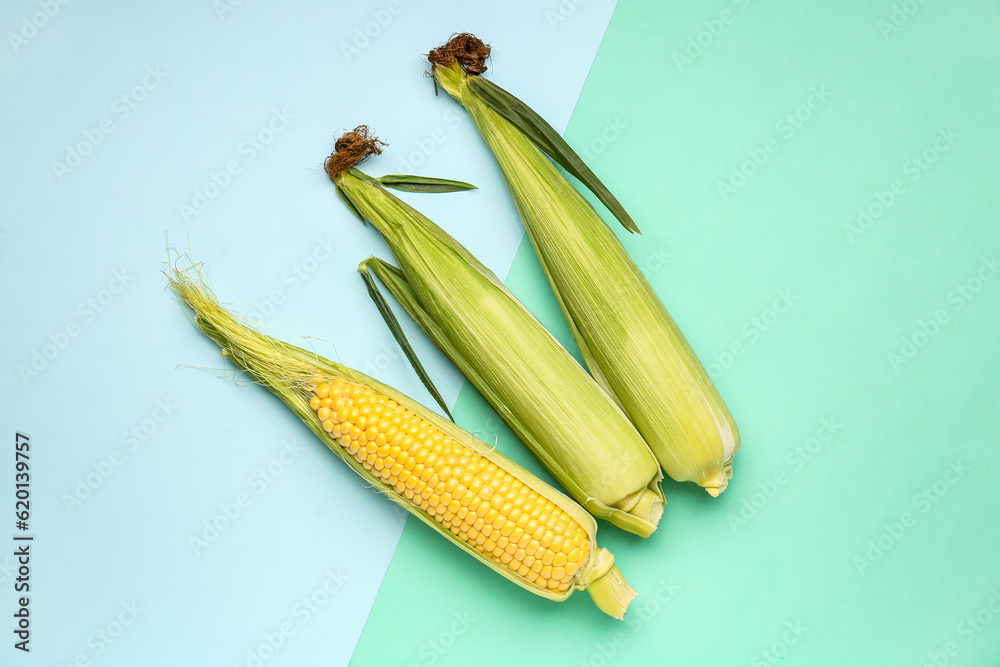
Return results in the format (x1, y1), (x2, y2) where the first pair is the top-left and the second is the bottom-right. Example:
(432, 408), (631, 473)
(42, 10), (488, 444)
(168, 262), (636, 619)
(426, 35), (741, 496)
(324, 128), (665, 537)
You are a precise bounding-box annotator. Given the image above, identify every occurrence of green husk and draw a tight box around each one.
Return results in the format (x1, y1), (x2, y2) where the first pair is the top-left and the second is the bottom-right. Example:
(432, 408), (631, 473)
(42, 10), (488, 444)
(466, 74), (639, 234)
(377, 174), (477, 193)
(324, 139), (665, 537)
(428, 36), (740, 495)
(167, 260), (635, 618)
(358, 264), (454, 421)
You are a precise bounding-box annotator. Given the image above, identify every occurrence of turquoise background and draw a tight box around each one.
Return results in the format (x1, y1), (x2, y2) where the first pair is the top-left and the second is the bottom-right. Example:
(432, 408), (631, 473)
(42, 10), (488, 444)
(1, 0), (998, 665)
(351, 1), (1000, 666)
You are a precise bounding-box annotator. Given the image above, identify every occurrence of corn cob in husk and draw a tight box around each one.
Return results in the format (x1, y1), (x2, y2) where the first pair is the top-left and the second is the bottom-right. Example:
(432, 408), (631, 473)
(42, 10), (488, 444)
(168, 263), (636, 619)
(425, 35), (740, 496)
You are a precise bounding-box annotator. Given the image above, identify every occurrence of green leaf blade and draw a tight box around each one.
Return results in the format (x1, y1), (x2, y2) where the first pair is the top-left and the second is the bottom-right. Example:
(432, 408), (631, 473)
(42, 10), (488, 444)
(336, 184), (365, 223)
(467, 75), (640, 234)
(358, 259), (454, 422)
(377, 174), (478, 193)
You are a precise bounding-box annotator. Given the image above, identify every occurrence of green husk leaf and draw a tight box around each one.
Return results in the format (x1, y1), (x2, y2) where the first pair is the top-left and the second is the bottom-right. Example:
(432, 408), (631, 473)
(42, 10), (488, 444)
(466, 74), (640, 234)
(358, 258), (454, 422)
(377, 174), (477, 193)
(336, 184), (365, 223)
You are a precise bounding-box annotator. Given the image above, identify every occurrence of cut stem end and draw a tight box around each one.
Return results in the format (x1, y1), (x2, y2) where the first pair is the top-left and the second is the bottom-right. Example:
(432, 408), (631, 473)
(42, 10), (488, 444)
(582, 549), (636, 620)
(609, 487), (664, 537)
(700, 466), (732, 497)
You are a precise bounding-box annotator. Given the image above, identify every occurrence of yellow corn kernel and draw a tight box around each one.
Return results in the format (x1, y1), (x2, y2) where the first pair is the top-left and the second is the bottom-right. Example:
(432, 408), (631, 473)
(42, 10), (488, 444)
(309, 380), (589, 595)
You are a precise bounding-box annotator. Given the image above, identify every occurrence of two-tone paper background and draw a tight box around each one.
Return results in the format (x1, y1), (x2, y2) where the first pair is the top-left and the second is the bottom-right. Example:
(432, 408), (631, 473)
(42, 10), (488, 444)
(2, 1), (998, 665)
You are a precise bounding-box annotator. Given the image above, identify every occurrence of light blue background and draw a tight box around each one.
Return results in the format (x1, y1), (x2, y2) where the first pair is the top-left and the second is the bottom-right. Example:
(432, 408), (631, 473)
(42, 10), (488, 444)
(0, 2), (616, 665)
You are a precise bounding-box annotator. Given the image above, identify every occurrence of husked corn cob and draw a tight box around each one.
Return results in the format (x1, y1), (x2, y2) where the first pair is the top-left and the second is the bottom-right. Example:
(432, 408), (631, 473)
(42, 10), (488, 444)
(426, 35), (741, 496)
(168, 262), (635, 618)
(323, 127), (665, 537)
(310, 380), (588, 592)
